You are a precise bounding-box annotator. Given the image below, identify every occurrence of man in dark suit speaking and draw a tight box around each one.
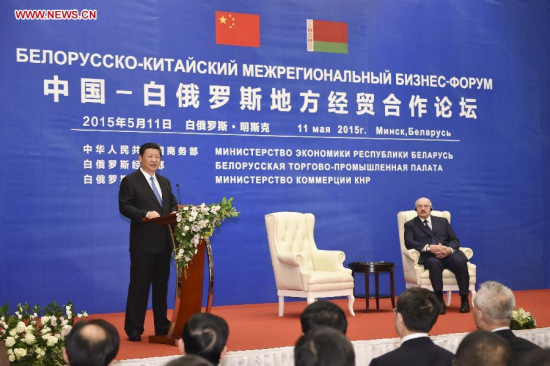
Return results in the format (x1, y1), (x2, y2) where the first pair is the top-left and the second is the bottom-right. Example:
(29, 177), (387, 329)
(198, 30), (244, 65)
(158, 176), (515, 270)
(119, 142), (178, 341)
(404, 197), (470, 314)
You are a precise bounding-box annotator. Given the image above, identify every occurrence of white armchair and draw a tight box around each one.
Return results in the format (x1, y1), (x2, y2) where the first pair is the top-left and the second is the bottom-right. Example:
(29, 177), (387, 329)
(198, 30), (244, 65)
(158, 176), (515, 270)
(397, 210), (477, 306)
(265, 212), (355, 316)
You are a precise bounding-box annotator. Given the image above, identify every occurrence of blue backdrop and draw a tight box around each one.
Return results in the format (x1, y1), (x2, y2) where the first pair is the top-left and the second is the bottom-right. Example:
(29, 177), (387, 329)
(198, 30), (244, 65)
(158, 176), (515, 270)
(1, 0), (549, 314)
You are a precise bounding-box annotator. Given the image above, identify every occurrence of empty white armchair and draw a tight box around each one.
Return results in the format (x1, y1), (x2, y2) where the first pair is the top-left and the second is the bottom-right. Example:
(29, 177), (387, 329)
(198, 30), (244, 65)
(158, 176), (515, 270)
(265, 212), (355, 316)
(397, 210), (477, 305)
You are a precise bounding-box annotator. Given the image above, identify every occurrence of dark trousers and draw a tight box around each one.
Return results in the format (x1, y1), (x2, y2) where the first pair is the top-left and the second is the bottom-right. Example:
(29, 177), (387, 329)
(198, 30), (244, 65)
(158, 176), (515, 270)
(423, 251), (470, 296)
(124, 250), (172, 337)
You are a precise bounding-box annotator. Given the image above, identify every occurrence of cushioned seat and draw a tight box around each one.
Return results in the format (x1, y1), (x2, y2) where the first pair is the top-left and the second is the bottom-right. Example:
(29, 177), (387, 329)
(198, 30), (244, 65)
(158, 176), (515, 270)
(265, 212), (355, 316)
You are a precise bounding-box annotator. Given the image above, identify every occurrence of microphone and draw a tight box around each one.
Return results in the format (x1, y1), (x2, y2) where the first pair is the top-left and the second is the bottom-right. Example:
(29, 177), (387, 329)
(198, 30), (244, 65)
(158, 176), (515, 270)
(175, 183), (182, 205)
(163, 182), (180, 206)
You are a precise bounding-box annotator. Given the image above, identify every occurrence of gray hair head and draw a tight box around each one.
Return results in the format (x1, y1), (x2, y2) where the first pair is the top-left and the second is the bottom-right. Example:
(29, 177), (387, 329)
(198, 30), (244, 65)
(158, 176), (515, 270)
(473, 281), (515, 320)
(414, 197), (432, 208)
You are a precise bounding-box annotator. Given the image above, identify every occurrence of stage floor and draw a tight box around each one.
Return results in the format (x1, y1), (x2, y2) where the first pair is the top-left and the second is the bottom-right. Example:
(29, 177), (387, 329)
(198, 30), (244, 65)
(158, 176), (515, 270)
(88, 289), (550, 361)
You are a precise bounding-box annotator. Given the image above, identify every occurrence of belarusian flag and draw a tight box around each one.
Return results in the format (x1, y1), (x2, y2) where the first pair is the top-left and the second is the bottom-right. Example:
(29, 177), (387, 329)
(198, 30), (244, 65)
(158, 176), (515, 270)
(307, 19), (348, 54)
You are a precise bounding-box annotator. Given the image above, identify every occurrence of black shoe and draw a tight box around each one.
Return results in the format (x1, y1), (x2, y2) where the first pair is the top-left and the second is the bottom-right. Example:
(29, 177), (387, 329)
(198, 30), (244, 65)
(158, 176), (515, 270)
(439, 301), (446, 315)
(460, 299), (470, 313)
(128, 334), (141, 342)
(435, 292), (446, 315)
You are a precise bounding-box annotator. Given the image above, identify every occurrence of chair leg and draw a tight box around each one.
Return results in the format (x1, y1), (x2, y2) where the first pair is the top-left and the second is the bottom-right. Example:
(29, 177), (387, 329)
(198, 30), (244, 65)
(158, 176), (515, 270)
(307, 296), (315, 304)
(348, 295), (355, 316)
(446, 291), (452, 306)
(470, 289), (476, 308)
(278, 296), (284, 317)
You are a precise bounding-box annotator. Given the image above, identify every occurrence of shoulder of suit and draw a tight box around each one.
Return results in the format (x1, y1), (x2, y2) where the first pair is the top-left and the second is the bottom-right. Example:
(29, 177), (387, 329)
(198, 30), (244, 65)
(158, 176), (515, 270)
(404, 217), (418, 225)
(155, 173), (170, 183)
(122, 169), (143, 181)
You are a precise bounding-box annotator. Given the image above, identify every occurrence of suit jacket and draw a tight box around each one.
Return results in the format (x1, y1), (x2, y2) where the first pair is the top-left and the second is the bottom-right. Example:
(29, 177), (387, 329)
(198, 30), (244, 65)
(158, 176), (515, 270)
(404, 215), (466, 264)
(494, 329), (541, 365)
(369, 337), (453, 366)
(119, 169), (178, 253)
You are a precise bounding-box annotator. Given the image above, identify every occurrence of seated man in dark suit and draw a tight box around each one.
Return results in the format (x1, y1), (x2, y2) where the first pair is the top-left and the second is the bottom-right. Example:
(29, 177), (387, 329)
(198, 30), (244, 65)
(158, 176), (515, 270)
(369, 287), (453, 366)
(473, 281), (541, 365)
(404, 197), (470, 314)
(453, 330), (511, 366)
(300, 300), (348, 335)
(295, 325), (355, 366)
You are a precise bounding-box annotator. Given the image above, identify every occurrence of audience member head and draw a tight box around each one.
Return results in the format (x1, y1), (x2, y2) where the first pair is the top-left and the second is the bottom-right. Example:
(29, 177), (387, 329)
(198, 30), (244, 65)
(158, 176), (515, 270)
(453, 330), (511, 366)
(518, 348), (550, 366)
(294, 325), (355, 366)
(165, 354), (215, 366)
(394, 287), (439, 337)
(473, 281), (515, 330)
(180, 313), (229, 365)
(300, 300), (348, 335)
(63, 319), (120, 366)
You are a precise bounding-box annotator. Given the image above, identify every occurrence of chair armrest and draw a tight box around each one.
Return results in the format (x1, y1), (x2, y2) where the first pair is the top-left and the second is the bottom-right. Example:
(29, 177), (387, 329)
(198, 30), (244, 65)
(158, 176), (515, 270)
(401, 248), (420, 273)
(312, 250), (346, 271)
(402, 248), (420, 262)
(459, 247), (474, 260)
(277, 252), (304, 266)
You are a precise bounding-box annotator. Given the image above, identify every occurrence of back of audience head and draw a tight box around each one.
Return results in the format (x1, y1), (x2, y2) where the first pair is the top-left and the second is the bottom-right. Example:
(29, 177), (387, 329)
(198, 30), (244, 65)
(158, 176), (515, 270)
(473, 281), (515, 329)
(165, 354), (215, 366)
(300, 300), (347, 335)
(180, 313), (229, 365)
(518, 348), (550, 366)
(64, 319), (120, 366)
(294, 325), (355, 366)
(453, 330), (511, 366)
(395, 287), (439, 334)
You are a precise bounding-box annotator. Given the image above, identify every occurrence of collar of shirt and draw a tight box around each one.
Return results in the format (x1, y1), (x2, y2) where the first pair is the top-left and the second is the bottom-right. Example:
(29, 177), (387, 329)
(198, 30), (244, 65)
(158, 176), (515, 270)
(401, 333), (429, 344)
(140, 168), (162, 198)
(140, 168), (155, 181)
(492, 327), (510, 332)
(420, 216), (431, 225)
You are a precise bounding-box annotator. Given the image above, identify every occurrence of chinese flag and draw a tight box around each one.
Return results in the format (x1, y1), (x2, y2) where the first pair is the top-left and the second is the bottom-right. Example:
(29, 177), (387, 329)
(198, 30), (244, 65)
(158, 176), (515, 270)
(215, 11), (260, 47)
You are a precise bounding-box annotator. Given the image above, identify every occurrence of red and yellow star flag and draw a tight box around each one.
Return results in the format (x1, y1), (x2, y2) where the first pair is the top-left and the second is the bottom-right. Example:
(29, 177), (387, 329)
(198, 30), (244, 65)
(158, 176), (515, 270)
(307, 19), (348, 54)
(215, 11), (260, 48)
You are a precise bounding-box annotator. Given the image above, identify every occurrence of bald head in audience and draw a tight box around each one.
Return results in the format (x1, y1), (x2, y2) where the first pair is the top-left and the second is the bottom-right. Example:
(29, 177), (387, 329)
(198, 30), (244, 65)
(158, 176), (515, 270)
(63, 319), (119, 366)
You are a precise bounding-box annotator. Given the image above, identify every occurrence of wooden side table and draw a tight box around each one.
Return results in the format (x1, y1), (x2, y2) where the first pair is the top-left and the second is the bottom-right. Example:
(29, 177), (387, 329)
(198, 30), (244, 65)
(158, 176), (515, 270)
(348, 261), (396, 311)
